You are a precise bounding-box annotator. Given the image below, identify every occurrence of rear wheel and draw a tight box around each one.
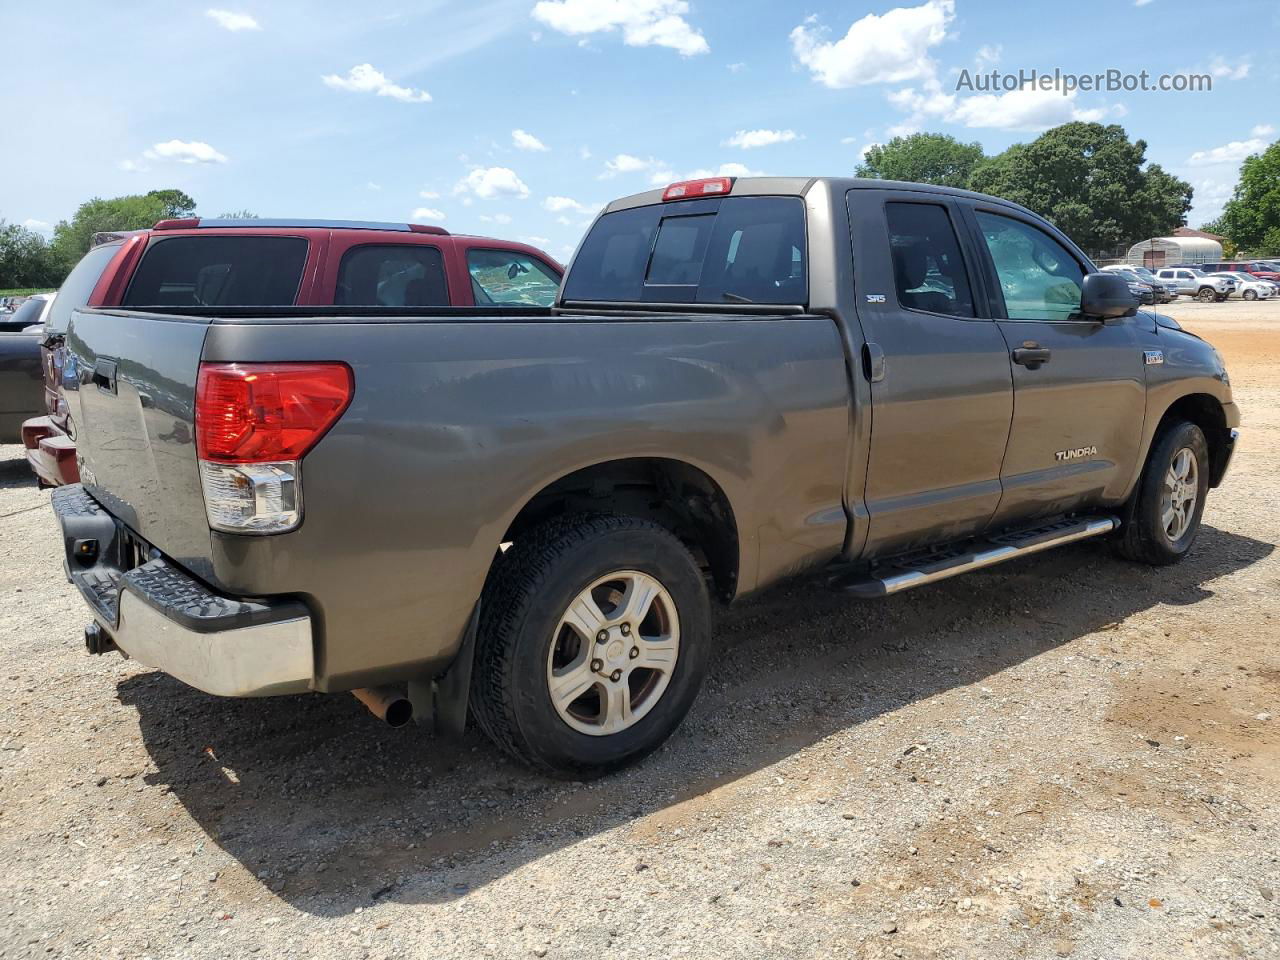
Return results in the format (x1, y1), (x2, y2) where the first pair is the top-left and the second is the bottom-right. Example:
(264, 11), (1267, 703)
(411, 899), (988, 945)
(1115, 420), (1209, 565)
(470, 514), (711, 776)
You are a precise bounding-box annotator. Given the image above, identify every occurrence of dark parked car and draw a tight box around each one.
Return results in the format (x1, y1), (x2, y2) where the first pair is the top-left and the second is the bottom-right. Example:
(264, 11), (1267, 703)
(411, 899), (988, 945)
(49, 177), (1238, 776)
(22, 218), (564, 486)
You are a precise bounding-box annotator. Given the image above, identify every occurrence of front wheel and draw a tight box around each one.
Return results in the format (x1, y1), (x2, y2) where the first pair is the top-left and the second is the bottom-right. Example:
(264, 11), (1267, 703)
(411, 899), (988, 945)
(1244, 289), (1258, 301)
(1196, 286), (1217, 302)
(1115, 420), (1209, 565)
(470, 514), (711, 777)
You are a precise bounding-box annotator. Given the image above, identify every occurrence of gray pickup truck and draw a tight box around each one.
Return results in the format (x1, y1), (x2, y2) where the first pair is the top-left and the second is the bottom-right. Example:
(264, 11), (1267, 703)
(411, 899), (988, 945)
(48, 177), (1239, 776)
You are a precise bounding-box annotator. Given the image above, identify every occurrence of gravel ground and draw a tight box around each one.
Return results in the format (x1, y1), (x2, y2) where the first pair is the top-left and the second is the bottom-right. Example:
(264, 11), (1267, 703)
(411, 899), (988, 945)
(1, 299), (1277, 959)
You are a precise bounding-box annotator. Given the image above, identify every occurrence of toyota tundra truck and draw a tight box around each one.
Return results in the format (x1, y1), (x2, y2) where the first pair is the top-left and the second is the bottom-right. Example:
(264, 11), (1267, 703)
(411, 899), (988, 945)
(46, 177), (1239, 776)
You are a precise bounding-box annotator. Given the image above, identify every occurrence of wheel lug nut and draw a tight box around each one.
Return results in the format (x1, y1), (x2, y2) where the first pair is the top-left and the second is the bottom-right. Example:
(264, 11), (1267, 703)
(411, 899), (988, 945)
(629, 647), (639, 659)
(591, 659), (603, 672)
(620, 623), (631, 636)
(610, 669), (623, 682)
(596, 630), (609, 643)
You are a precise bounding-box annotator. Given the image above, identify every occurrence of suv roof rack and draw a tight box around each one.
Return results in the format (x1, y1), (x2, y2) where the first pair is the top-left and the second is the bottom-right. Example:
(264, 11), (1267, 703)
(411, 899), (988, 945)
(151, 218), (449, 236)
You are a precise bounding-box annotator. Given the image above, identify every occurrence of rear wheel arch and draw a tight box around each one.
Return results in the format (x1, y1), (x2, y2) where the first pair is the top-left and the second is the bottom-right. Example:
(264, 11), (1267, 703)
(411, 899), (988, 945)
(497, 457), (741, 603)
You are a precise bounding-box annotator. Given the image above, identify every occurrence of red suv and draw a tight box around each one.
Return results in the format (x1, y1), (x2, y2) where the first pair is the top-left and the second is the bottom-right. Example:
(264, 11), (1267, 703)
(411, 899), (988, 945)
(22, 218), (564, 486)
(1200, 261), (1280, 284)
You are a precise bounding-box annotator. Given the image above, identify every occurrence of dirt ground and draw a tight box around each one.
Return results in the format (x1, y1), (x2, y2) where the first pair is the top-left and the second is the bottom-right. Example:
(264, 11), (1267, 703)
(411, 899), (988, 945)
(1, 299), (1277, 960)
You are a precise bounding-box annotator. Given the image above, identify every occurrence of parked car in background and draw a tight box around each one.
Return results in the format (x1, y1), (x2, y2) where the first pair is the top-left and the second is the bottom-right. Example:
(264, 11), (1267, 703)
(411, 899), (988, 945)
(1100, 266), (1156, 304)
(1209, 271), (1275, 301)
(47, 176), (1239, 776)
(22, 218), (564, 486)
(1200, 261), (1280, 284)
(0, 293), (54, 332)
(1154, 267), (1235, 302)
(1104, 264), (1178, 303)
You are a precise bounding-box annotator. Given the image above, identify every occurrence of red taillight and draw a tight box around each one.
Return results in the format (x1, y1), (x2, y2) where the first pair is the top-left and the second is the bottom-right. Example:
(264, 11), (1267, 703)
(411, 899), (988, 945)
(195, 362), (353, 463)
(662, 177), (734, 202)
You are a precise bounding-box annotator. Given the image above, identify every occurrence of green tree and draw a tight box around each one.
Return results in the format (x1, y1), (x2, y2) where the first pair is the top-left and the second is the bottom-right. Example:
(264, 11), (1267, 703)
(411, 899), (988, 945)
(0, 220), (60, 287)
(1209, 139), (1280, 253)
(48, 189), (198, 275)
(968, 122), (1192, 256)
(856, 133), (985, 188)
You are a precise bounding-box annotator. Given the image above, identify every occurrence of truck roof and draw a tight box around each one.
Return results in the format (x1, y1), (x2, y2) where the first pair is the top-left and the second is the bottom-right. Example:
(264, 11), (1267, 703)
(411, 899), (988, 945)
(603, 176), (1039, 220)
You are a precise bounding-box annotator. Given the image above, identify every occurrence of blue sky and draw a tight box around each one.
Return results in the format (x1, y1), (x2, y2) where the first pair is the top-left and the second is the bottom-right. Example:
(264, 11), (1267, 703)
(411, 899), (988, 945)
(3, 0), (1277, 262)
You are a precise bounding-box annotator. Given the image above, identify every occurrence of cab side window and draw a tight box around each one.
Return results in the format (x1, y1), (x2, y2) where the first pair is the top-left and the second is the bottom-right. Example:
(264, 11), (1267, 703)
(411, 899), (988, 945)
(467, 250), (562, 306)
(884, 202), (974, 318)
(976, 212), (1084, 322)
(336, 244), (448, 306)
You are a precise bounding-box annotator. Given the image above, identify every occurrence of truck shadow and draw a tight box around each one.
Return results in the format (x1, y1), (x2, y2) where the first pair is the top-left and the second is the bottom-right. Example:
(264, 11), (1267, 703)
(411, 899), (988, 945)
(119, 525), (1273, 917)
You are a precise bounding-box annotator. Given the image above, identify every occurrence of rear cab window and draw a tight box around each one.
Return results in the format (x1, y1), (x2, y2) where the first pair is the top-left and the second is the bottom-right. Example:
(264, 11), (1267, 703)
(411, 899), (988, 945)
(467, 250), (561, 306)
(123, 235), (308, 306)
(884, 202), (974, 318)
(562, 195), (807, 306)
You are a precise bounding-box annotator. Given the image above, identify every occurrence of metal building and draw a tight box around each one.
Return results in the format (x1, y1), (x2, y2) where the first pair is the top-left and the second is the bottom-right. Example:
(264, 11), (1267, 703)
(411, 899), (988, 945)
(1124, 235), (1223, 268)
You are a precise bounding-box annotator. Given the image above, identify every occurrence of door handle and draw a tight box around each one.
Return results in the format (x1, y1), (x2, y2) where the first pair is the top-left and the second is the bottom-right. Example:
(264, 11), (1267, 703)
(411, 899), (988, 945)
(1011, 343), (1051, 369)
(862, 342), (886, 383)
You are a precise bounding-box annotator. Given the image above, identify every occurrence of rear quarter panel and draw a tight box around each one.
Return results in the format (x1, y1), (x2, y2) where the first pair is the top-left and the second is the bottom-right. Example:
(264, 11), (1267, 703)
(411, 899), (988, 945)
(200, 315), (850, 691)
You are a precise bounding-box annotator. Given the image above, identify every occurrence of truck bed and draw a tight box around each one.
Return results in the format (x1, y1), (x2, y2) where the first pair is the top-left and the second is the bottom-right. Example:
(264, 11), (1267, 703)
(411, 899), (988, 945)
(63, 305), (852, 691)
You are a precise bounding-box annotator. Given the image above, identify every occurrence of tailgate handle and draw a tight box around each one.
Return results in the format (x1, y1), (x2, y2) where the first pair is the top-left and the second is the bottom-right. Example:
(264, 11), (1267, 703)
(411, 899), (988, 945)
(91, 358), (118, 395)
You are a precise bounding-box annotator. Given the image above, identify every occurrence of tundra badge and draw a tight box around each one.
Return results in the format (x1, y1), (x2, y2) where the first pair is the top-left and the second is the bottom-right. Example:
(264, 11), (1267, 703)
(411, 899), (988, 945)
(1055, 446), (1098, 462)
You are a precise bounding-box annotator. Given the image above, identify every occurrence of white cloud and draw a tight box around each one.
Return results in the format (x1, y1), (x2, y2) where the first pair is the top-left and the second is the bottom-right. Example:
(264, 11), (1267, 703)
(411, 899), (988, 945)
(886, 119), (923, 138)
(531, 0), (709, 56)
(723, 129), (799, 150)
(1189, 177), (1233, 224)
(512, 129), (549, 152)
(1187, 137), (1268, 167)
(974, 44), (1001, 69)
(649, 162), (765, 186)
(1134, 0), (1154, 6)
(118, 158), (147, 173)
(366, 181), (382, 191)
(205, 8), (260, 31)
(418, 189), (440, 199)
(322, 64), (431, 103)
(412, 207), (446, 221)
(727, 62), (746, 73)
(480, 213), (513, 224)
(1251, 123), (1275, 138)
(944, 86), (1108, 131)
(1208, 56), (1249, 81)
(790, 1), (954, 89)
(454, 166), (530, 199)
(521, 235), (550, 246)
(144, 139), (229, 164)
(543, 195), (593, 214)
(600, 153), (658, 178)
(22, 218), (51, 234)
(579, 146), (593, 160)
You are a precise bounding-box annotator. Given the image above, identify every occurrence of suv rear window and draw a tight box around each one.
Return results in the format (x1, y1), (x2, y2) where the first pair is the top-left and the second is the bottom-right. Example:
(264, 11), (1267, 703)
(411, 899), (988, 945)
(123, 235), (308, 306)
(563, 196), (806, 305)
(336, 244), (449, 306)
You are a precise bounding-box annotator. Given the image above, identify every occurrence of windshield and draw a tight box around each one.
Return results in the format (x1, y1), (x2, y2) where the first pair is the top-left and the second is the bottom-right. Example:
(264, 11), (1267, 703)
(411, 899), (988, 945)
(5, 297), (47, 326)
(1187, 268), (1207, 277)
(563, 195), (807, 305)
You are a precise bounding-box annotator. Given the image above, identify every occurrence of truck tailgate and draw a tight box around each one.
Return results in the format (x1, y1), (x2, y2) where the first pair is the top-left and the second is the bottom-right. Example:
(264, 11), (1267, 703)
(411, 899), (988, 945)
(64, 309), (216, 577)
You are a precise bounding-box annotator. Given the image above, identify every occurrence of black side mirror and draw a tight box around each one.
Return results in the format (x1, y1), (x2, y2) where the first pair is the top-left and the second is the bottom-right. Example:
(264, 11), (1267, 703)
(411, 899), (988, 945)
(1080, 272), (1138, 322)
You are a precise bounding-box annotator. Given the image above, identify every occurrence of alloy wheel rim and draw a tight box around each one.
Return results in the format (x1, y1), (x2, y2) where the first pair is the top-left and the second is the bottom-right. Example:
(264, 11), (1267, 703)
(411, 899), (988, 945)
(545, 570), (680, 736)
(1161, 447), (1198, 541)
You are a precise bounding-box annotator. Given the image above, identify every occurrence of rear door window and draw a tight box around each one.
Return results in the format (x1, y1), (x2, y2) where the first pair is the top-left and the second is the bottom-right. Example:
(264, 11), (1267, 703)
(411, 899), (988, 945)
(563, 196), (807, 305)
(884, 202), (974, 317)
(124, 236), (308, 306)
(336, 244), (448, 306)
(467, 250), (561, 306)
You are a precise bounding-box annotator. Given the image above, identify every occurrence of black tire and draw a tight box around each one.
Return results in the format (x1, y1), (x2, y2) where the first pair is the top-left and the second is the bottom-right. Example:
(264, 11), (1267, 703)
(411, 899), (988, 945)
(1115, 420), (1209, 565)
(1244, 289), (1258, 301)
(1195, 286), (1216, 302)
(470, 514), (711, 777)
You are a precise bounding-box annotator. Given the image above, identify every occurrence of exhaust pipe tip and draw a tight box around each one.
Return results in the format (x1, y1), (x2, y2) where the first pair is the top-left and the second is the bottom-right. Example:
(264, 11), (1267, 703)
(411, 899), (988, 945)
(84, 622), (116, 656)
(353, 685), (414, 728)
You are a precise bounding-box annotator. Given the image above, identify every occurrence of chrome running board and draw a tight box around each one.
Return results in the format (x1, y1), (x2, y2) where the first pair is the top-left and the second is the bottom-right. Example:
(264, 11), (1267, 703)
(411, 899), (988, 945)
(833, 515), (1120, 599)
